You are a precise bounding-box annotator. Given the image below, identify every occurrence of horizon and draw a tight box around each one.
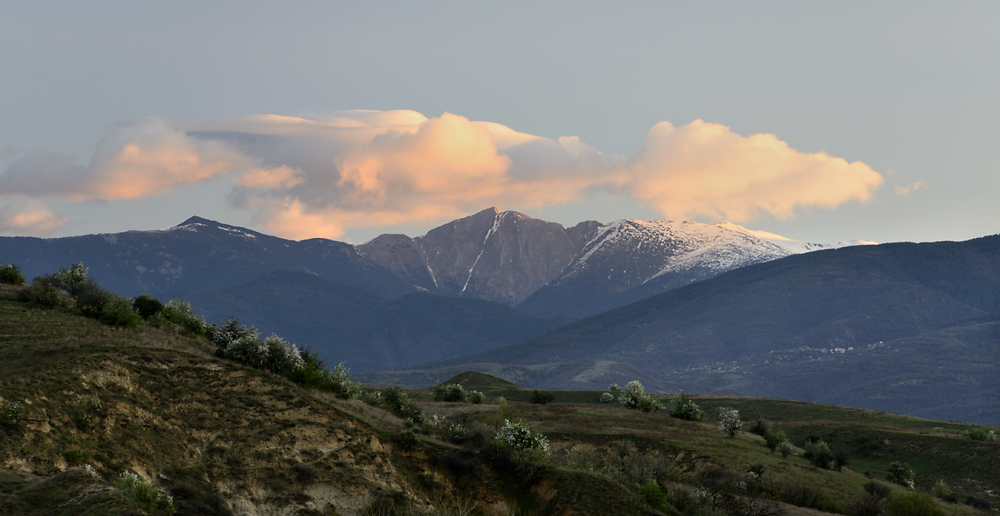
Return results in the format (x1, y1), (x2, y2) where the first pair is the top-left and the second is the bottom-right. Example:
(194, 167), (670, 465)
(2, 3), (998, 245)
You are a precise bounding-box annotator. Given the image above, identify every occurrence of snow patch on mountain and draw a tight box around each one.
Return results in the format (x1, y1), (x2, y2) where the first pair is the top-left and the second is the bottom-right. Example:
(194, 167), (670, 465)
(716, 222), (877, 253)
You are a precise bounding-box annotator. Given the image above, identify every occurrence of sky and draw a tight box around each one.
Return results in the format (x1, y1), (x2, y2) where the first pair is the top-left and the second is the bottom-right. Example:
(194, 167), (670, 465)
(1, 2), (998, 245)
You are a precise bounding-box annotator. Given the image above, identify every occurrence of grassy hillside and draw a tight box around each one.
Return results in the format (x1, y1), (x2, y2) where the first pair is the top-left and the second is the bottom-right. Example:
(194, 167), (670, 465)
(1, 279), (997, 516)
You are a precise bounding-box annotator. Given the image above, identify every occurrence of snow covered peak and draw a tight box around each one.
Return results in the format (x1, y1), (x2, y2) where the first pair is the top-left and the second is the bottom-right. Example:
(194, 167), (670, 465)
(716, 221), (877, 254)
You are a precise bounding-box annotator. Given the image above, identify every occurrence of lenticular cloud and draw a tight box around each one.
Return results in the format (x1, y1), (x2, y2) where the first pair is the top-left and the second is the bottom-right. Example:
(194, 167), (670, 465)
(0, 110), (883, 239)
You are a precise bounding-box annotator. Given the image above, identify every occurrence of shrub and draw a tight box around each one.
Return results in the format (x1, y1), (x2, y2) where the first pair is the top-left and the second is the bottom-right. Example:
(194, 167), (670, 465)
(495, 419), (550, 455)
(59, 262), (88, 295)
(117, 471), (176, 515)
(433, 383), (468, 403)
(886, 461), (915, 489)
(63, 449), (88, 465)
(486, 419), (550, 480)
(717, 407), (743, 437)
(75, 280), (113, 317)
(160, 299), (206, 333)
(931, 480), (957, 503)
(530, 389), (555, 404)
(967, 427), (996, 441)
(328, 361), (361, 399)
(259, 334), (304, 375)
(132, 294), (165, 319)
(467, 390), (485, 404)
(99, 294), (141, 328)
(619, 381), (663, 413)
(886, 492), (944, 516)
(777, 441), (794, 458)
(0, 263), (25, 285)
(670, 390), (705, 421)
(804, 439), (834, 469)
(864, 481), (892, 500)
(21, 275), (62, 307)
(639, 478), (669, 511)
(763, 430), (785, 454)
(208, 318), (260, 358)
(600, 392), (614, 404)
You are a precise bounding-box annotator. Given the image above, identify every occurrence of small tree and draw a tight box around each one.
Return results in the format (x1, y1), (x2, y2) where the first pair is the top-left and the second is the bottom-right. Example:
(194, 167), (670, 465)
(600, 392), (615, 404)
(887, 461), (915, 489)
(619, 380), (663, 413)
(670, 390), (706, 421)
(717, 407), (742, 437)
(132, 294), (165, 319)
(530, 390), (555, 404)
(0, 264), (25, 285)
(805, 439), (834, 469)
(433, 383), (468, 403)
(59, 262), (88, 295)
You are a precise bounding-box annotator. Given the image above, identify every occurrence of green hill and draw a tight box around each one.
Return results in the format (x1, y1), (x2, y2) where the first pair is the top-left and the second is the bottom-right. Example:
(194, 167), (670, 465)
(1, 281), (997, 515)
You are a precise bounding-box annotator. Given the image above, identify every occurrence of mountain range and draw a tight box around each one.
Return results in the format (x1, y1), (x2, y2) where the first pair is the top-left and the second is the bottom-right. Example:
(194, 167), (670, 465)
(365, 235), (1000, 425)
(5, 208), (993, 424)
(0, 208), (799, 368)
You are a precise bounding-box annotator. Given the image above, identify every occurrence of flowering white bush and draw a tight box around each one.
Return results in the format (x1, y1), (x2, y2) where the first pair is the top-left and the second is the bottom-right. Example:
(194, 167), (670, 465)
(600, 392), (614, 404)
(717, 407), (743, 437)
(495, 419), (550, 455)
(618, 381), (663, 413)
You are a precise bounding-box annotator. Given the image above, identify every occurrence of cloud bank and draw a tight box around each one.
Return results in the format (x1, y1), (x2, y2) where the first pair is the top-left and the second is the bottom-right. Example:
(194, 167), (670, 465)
(0, 110), (883, 239)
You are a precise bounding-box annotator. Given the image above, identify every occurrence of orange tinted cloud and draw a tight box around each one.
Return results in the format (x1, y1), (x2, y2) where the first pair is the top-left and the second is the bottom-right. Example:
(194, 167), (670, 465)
(0, 111), (884, 239)
(0, 198), (67, 235)
(625, 120), (883, 222)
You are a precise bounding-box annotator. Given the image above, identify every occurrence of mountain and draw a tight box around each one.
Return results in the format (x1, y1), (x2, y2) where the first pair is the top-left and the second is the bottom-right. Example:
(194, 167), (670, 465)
(517, 219), (792, 318)
(180, 270), (568, 371)
(0, 216), (410, 298)
(375, 235), (1000, 425)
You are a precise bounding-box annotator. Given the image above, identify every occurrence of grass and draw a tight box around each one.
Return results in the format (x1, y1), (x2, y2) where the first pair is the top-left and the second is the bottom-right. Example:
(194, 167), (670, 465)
(2, 282), (998, 515)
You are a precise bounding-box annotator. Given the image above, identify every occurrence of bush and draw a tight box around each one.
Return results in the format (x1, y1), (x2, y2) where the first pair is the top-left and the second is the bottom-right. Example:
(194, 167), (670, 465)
(467, 390), (485, 404)
(486, 419), (550, 480)
(600, 392), (614, 404)
(117, 471), (176, 515)
(777, 441), (794, 458)
(886, 492), (944, 516)
(208, 318), (260, 358)
(0, 263), (25, 285)
(967, 427), (996, 441)
(670, 390), (705, 421)
(804, 439), (834, 469)
(619, 381), (663, 413)
(59, 263), (88, 295)
(717, 407), (743, 437)
(100, 294), (141, 328)
(433, 383), (468, 403)
(763, 430), (786, 454)
(886, 461), (915, 489)
(259, 334), (304, 375)
(133, 294), (165, 319)
(20, 275), (62, 307)
(931, 480), (957, 503)
(75, 280), (113, 317)
(530, 389), (555, 404)
(639, 478), (669, 511)
(160, 299), (206, 334)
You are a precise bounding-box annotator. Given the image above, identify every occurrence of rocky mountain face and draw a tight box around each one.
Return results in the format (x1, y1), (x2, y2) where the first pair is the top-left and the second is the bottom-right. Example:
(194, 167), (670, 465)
(360, 207), (792, 317)
(517, 218), (792, 318)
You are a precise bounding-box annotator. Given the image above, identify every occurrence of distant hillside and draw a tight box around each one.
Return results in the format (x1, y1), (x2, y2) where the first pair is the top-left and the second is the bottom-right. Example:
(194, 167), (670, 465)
(381, 235), (1000, 425)
(179, 270), (567, 371)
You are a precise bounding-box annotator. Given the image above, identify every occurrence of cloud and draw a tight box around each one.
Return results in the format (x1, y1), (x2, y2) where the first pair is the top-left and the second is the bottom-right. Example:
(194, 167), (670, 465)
(0, 198), (67, 235)
(0, 111), (884, 239)
(894, 180), (927, 196)
(0, 118), (251, 202)
(624, 120), (884, 222)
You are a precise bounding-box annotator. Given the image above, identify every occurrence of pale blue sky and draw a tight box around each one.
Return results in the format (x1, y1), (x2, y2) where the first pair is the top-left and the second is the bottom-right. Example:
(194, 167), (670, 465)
(1, 2), (997, 245)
